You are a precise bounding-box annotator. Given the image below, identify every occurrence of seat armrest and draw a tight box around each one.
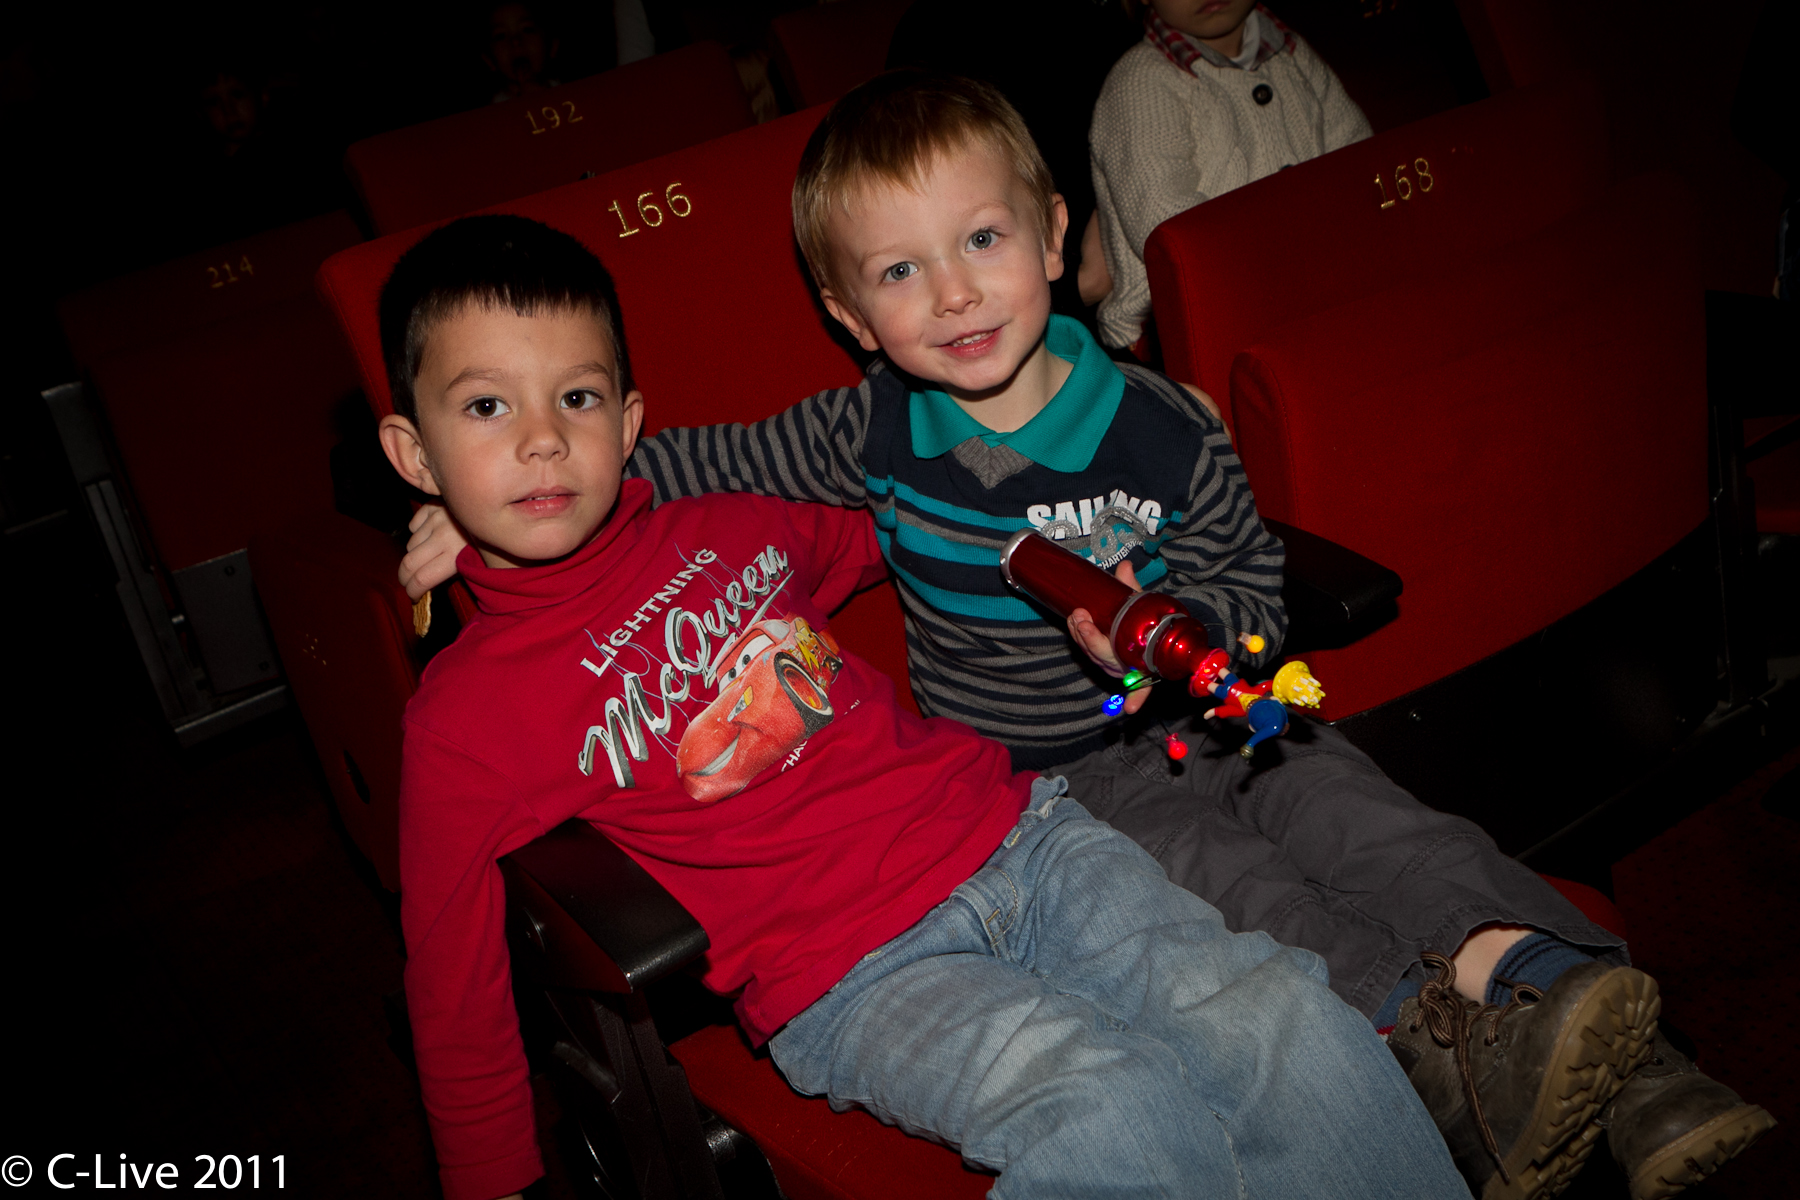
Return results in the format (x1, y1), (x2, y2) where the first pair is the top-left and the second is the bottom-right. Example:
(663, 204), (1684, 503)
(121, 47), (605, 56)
(1265, 519), (1403, 654)
(501, 820), (709, 995)
(1706, 290), (1800, 422)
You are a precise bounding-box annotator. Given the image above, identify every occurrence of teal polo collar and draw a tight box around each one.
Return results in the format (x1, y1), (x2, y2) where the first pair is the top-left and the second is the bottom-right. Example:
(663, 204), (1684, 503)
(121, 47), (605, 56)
(909, 314), (1126, 474)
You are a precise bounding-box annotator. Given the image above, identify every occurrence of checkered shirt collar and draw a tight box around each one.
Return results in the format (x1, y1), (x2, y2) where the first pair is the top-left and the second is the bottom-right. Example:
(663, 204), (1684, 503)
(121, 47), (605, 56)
(1142, 5), (1295, 75)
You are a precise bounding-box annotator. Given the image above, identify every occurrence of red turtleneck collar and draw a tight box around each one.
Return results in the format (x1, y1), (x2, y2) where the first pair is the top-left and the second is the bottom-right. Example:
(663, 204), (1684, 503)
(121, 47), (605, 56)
(455, 477), (655, 617)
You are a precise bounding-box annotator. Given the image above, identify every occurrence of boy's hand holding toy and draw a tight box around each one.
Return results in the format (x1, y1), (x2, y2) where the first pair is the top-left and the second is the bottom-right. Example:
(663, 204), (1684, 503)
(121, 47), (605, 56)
(1001, 530), (1324, 758)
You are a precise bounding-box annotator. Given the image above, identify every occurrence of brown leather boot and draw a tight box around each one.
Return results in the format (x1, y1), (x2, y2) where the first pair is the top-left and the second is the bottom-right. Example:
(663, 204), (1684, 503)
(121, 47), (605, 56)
(1599, 1029), (1776, 1199)
(1387, 955), (1660, 1200)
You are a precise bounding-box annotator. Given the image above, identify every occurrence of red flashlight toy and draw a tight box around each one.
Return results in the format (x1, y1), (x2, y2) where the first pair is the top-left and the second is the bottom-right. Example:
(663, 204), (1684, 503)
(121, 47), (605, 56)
(999, 529), (1324, 758)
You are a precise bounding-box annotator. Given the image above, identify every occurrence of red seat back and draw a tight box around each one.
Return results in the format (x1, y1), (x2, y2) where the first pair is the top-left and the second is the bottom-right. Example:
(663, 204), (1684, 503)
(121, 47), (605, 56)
(1274, 0), (1479, 134)
(57, 211), (361, 370)
(1451, 0), (1572, 93)
(1229, 175), (1706, 720)
(63, 214), (364, 573)
(323, 107), (862, 423)
(1145, 73), (1608, 407)
(769, 0), (913, 108)
(344, 42), (754, 237)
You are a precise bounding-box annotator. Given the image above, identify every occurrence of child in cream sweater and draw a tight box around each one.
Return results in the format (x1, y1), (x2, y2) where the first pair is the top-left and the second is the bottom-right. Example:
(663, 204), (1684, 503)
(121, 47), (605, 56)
(1089, 1), (1370, 348)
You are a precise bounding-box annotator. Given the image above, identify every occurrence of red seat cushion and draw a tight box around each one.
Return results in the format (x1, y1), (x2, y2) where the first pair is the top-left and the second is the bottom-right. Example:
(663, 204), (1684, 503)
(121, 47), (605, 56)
(345, 42), (754, 236)
(671, 1023), (990, 1200)
(769, 0), (914, 109)
(1229, 175), (1706, 720)
(1144, 73), (1608, 408)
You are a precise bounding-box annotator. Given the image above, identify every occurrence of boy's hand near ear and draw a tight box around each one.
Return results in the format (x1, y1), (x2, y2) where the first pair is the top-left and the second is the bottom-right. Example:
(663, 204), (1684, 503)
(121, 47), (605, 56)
(400, 503), (471, 600)
(1067, 560), (1155, 716)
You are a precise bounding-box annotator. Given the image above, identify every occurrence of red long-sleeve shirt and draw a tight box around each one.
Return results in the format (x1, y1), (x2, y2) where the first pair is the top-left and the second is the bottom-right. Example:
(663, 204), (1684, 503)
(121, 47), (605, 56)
(399, 482), (1031, 1200)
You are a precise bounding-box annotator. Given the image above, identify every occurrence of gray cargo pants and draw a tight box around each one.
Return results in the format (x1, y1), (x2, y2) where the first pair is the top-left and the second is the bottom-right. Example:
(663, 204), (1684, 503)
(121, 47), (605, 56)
(1053, 712), (1628, 1019)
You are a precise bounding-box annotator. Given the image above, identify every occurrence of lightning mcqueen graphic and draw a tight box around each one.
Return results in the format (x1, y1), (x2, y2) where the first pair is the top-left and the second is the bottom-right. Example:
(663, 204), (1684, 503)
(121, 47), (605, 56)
(676, 616), (844, 801)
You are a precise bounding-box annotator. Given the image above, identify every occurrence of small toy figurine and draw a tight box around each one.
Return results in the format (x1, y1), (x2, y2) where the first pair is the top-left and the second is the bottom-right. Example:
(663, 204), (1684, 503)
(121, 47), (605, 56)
(1000, 529), (1324, 759)
(1192, 656), (1327, 758)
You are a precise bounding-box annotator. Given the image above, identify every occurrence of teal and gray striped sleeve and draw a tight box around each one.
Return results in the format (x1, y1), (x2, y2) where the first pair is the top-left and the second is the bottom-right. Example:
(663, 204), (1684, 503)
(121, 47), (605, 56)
(625, 377), (875, 509)
(1122, 365), (1287, 671)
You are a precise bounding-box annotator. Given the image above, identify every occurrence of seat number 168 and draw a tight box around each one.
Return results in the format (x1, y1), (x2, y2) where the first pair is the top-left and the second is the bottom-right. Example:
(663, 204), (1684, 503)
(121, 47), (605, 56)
(1375, 158), (1435, 208)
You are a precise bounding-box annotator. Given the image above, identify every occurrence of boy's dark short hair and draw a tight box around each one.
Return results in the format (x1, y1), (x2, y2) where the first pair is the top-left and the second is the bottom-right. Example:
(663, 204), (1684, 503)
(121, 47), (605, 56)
(379, 214), (633, 422)
(792, 70), (1057, 296)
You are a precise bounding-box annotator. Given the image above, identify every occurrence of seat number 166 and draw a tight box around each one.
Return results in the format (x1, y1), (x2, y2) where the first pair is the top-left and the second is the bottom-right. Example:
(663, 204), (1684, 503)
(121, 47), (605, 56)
(607, 183), (695, 238)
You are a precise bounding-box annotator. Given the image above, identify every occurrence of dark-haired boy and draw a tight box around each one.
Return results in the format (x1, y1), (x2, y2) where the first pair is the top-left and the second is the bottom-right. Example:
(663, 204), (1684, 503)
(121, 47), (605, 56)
(391, 73), (1770, 1200)
(375, 213), (1463, 1200)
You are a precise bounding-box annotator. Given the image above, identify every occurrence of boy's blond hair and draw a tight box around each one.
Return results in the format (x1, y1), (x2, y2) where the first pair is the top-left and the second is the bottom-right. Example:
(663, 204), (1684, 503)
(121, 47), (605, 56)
(793, 71), (1058, 295)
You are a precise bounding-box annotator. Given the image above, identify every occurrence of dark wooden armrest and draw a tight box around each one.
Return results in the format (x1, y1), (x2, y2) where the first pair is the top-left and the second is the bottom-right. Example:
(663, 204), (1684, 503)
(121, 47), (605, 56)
(501, 820), (709, 995)
(1264, 519), (1403, 654)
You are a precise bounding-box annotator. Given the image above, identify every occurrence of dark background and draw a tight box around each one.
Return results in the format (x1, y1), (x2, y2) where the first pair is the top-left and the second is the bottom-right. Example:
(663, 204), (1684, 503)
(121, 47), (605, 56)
(0, 1), (1793, 1195)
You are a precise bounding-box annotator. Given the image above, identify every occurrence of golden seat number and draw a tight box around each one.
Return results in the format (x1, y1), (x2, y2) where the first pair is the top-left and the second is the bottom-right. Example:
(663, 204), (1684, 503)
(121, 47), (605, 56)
(206, 255), (255, 289)
(607, 182), (694, 238)
(526, 100), (584, 135)
(1374, 158), (1435, 209)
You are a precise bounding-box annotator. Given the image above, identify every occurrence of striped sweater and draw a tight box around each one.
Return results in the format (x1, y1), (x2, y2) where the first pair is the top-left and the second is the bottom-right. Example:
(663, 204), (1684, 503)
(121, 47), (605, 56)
(626, 317), (1285, 769)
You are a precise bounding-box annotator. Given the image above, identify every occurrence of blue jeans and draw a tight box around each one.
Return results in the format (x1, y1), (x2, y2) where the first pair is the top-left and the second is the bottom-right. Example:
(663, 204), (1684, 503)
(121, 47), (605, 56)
(770, 779), (1468, 1199)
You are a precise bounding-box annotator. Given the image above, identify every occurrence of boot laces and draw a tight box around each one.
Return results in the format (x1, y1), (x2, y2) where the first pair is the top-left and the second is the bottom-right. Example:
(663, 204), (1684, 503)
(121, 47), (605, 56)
(1409, 953), (1543, 1183)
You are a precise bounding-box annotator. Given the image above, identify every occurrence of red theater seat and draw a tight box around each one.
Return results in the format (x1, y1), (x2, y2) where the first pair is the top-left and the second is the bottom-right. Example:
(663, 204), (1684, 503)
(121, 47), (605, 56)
(1451, 0), (1567, 94)
(1227, 175), (1712, 854)
(56, 211), (362, 369)
(1144, 72), (1608, 409)
(1231, 176), (1705, 721)
(59, 212), (363, 569)
(87, 307), (355, 577)
(50, 212), (363, 736)
(1270, 0), (1480, 135)
(769, 0), (913, 109)
(344, 41), (754, 237)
